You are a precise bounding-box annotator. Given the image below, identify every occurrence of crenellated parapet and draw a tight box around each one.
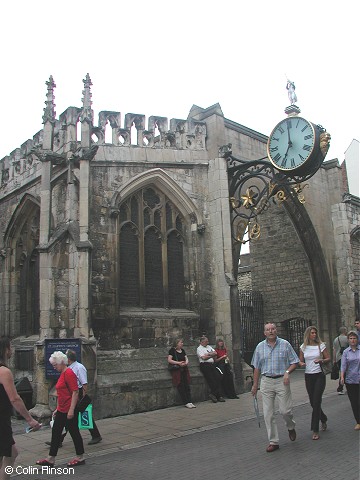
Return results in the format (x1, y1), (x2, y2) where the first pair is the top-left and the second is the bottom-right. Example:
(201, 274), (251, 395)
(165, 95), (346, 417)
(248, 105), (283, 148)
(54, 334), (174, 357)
(91, 112), (206, 149)
(0, 74), (207, 192)
(0, 141), (43, 194)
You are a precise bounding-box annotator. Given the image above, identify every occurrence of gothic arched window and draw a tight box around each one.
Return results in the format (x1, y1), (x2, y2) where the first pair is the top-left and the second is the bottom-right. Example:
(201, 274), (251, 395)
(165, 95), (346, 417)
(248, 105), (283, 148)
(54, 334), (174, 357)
(118, 187), (186, 308)
(15, 212), (40, 335)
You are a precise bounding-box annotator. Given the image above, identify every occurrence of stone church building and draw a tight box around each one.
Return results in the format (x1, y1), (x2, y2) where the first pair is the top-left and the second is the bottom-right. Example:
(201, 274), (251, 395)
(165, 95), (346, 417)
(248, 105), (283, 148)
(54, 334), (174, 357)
(0, 75), (358, 419)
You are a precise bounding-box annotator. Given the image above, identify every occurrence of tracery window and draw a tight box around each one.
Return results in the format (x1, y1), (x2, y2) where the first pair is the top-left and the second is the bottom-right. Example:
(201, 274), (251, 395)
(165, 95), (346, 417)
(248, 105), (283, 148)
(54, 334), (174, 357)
(15, 211), (40, 335)
(119, 187), (186, 308)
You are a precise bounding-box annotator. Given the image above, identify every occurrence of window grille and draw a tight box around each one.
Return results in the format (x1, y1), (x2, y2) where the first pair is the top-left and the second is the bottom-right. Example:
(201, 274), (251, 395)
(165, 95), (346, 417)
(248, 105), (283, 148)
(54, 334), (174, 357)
(15, 348), (34, 371)
(284, 317), (311, 353)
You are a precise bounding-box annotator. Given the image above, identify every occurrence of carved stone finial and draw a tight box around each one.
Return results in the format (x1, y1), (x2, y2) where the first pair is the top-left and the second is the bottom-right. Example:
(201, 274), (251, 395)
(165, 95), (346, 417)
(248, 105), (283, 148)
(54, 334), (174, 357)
(80, 73), (94, 124)
(42, 75), (56, 124)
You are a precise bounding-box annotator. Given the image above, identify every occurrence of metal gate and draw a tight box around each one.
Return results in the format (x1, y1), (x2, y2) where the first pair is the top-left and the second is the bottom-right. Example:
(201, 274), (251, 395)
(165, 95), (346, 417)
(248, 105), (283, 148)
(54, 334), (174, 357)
(239, 290), (264, 366)
(283, 317), (311, 354)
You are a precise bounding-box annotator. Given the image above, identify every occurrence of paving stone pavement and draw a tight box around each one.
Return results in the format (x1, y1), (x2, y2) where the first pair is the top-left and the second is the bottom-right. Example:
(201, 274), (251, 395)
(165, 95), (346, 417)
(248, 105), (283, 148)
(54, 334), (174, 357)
(8, 370), (360, 480)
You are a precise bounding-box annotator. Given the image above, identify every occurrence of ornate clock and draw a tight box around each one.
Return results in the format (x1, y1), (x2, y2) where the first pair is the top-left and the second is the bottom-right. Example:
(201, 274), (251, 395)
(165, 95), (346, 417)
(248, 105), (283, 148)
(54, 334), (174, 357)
(267, 116), (325, 175)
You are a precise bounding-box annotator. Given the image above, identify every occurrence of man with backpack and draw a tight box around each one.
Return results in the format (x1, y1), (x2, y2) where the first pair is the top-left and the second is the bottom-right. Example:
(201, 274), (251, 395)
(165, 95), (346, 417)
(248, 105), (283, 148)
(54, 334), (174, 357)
(333, 327), (348, 394)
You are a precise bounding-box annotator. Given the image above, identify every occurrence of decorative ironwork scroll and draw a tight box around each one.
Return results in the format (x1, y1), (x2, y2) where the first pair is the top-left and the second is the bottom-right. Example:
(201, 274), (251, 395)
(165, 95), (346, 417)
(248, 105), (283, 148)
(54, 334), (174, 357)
(223, 145), (320, 243)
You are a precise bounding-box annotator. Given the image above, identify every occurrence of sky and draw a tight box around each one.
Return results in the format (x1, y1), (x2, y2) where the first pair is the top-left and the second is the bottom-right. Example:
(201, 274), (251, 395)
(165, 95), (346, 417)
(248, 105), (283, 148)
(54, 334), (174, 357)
(0, 1), (359, 163)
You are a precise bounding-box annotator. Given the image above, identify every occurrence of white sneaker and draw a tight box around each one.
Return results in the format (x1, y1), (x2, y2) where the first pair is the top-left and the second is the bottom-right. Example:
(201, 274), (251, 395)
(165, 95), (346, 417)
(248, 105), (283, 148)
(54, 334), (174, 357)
(338, 391), (345, 395)
(190, 403), (196, 408)
(185, 403), (192, 408)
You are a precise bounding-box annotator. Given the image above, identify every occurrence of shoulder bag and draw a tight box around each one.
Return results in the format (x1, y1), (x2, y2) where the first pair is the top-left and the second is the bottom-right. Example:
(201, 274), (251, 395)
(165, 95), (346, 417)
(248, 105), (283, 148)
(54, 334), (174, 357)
(77, 393), (92, 413)
(318, 345), (331, 375)
(330, 362), (339, 380)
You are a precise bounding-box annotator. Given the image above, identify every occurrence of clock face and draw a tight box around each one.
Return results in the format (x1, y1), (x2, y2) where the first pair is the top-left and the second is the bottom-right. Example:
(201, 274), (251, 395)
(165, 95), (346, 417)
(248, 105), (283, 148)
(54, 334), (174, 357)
(267, 117), (316, 171)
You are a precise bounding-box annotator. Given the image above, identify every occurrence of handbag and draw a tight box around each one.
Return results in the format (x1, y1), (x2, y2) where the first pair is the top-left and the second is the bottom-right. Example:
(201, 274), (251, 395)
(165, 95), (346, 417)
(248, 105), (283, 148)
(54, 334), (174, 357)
(318, 345), (331, 375)
(78, 404), (93, 430)
(331, 362), (339, 380)
(77, 393), (92, 413)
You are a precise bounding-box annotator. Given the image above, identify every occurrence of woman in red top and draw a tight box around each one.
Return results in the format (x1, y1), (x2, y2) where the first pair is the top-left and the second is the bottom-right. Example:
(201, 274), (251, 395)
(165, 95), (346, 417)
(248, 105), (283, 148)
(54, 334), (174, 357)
(36, 351), (85, 467)
(215, 339), (239, 399)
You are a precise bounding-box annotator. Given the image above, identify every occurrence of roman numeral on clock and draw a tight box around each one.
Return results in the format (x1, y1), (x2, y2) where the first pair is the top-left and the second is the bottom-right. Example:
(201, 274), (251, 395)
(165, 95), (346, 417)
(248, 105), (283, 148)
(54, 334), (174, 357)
(303, 144), (311, 151)
(273, 153), (281, 163)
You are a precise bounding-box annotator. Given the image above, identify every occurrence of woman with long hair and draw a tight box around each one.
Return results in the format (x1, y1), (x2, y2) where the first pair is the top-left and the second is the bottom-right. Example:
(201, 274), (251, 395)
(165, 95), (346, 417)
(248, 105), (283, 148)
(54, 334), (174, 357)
(36, 351), (85, 467)
(0, 337), (41, 480)
(299, 326), (330, 440)
(340, 331), (360, 430)
(215, 339), (238, 399)
(168, 339), (195, 408)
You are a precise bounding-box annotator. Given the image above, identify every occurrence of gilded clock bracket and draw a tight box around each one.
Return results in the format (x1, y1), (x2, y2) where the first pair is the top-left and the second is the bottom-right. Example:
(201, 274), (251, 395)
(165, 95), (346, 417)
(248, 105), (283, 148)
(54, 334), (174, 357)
(225, 151), (325, 244)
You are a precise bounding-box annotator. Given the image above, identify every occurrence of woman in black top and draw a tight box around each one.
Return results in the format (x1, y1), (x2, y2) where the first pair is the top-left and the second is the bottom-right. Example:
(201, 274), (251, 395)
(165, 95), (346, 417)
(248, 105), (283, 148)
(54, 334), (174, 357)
(168, 339), (195, 409)
(0, 337), (41, 479)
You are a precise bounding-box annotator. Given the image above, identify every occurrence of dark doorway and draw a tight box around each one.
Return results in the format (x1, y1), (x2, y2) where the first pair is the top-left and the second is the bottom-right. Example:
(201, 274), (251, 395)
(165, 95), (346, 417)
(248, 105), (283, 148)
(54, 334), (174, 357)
(239, 290), (263, 365)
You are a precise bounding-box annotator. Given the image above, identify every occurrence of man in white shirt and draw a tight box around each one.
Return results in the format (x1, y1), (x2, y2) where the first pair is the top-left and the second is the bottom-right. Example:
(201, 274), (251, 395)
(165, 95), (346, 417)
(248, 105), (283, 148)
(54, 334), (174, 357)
(196, 336), (225, 403)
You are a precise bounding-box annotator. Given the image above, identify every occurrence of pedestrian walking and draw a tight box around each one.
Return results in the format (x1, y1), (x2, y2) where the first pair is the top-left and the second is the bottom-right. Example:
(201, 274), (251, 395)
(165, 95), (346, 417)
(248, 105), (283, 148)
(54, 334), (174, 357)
(251, 323), (299, 452)
(45, 349), (102, 448)
(0, 337), (41, 480)
(214, 339), (238, 399)
(299, 325), (330, 440)
(66, 350), (102, 445)
(197, 336), (225, 403)
(340, 331), (360, 430)
(36, 351), (85, 467)
(332, 326), (348, 394)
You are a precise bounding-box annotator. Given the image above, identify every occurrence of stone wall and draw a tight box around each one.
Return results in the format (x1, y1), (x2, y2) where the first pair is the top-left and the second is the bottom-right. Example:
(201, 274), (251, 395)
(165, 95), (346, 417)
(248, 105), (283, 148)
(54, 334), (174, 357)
(332, 194), (360, 326)
(250, 200), (317, 334)
(94, 347), (208, 418)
